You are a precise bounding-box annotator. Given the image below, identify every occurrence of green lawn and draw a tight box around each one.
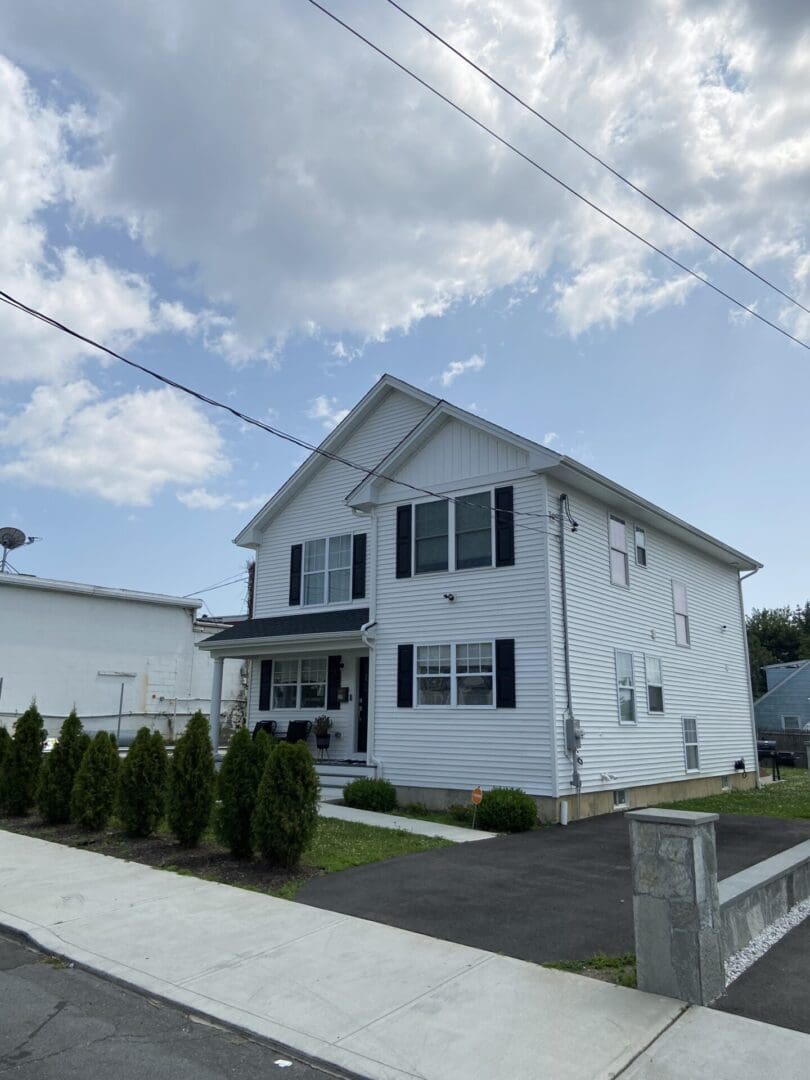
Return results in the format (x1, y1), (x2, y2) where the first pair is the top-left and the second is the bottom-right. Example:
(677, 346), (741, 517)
(661, 767), (810, 820)
(544, 953), (637, 988)
(307, 817), (451, 872)
(388, 803), (478, 829)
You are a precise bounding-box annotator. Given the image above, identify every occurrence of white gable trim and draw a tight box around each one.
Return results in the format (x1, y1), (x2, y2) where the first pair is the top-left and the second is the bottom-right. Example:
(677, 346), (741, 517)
(234, 375), (437, 547)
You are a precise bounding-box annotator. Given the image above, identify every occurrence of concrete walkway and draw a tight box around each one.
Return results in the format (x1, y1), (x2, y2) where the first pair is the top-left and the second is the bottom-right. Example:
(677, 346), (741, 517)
(1, 831), (808, 1080)
(318, 799), (496, 842)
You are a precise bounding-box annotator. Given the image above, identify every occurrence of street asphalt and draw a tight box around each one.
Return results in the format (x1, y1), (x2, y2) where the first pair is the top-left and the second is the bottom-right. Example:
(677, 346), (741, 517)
(297, 811), (810, 965)
(0, 933), (346, 1080)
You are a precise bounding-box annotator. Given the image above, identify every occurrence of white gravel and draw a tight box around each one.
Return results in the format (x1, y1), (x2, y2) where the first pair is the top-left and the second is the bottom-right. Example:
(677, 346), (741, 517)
(724, 898), (810, 985)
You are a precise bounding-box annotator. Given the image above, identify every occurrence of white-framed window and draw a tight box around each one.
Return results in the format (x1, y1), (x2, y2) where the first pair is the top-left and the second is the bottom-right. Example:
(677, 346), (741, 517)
(672, 580), (690, 646)
(615, 650), (636, 724)
(272, 657), (327, 710)
(455, 491), (493, 570)
(303, 534), (351, 605)
(783, 716), (801, 731)
(609, 515), (629, 586)
(415, 641), (494, 707)
(613, 789), (628, 809)
(645, 655), (664, 713)
(414, 500), (449, 574)
(634, 526), (647, 567)
(682, 717), (699, 772)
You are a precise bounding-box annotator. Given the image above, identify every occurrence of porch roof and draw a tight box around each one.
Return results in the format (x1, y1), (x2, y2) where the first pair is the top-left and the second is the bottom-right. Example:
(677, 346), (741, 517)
(199, 607), (370, 648)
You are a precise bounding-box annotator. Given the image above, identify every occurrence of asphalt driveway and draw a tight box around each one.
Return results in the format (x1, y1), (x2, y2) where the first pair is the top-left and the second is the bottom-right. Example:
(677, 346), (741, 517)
(297, 812), (810, 965)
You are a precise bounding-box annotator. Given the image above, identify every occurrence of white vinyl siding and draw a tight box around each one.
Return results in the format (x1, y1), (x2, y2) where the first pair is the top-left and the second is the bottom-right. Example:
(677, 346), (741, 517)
(673, 580), (690, 646)
(609, 515), (629, 586)
(615, 650), (636, 724)
(682, 717), (699, 771)
(645, 655), (664, 713)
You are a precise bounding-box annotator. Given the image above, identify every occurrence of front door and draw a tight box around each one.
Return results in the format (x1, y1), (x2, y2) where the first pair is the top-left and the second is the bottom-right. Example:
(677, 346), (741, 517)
(356, 656), (369, 754)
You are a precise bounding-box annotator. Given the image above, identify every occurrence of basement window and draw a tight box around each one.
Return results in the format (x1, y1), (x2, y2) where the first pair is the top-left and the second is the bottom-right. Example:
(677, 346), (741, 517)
(613, 789), (628, 809)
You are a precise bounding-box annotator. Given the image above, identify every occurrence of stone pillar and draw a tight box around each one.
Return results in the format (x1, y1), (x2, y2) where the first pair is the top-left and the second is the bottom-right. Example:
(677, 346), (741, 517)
(627, 808), (723, 1005)
(209, 656), (224, 756)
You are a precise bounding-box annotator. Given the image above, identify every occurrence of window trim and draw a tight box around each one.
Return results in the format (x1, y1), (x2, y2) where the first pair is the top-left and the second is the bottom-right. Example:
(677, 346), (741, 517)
(270, 656), (327, 710)
(299, 531), (361, 608)
(614, 648), (637, 725)
(405, 488), (503, 576)
(672, 579), (691, 647)
(782, 715), (801, 731)
(608, 513), (630, 588)
(644, 654), (664, 714)
(682, 716), (699, 773)
(413, 639), (497, 709)
(634, 525), (647, 568)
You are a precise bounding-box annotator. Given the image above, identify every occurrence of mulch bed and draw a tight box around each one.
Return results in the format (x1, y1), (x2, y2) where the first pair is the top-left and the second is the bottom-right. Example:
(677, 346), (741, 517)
(0, 814), (322, 894)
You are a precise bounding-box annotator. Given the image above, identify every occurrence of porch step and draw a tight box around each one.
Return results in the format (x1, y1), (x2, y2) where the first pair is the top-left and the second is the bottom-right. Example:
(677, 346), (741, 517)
(315, 762), (376, 790)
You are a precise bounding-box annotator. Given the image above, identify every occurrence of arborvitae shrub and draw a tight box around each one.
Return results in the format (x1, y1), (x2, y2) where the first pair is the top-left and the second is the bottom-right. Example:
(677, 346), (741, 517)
(0, 726), (12, 808)
(37, 710), (90, 824)
(217, 727), (262, 858)
(2, 702), (45, 815)
(253, 728), (273, 776)
(343, 777), (397, 813)
(71, 732), (120, 830)
(117, 727), (168, 837)
(253, 741), (319, 867)
(167, 711), (215, 846)
(477, 787), (537, 832)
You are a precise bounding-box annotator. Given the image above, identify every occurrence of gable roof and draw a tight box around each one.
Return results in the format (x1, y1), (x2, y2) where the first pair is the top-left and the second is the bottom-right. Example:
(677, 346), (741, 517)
(233, 372), (760, 571)
(754, 660), (810, 708)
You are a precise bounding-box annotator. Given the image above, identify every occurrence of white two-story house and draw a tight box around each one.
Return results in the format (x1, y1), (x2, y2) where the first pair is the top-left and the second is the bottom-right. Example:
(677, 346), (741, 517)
(200, 374), (761, 821)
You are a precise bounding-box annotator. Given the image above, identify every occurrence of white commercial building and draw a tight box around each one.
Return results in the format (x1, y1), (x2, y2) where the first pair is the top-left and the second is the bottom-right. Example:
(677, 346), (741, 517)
(0, 574), (245, 742)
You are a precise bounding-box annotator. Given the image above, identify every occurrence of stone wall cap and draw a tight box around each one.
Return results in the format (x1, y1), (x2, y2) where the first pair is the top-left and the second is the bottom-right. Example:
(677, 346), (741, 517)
(626, 808), (719, 826)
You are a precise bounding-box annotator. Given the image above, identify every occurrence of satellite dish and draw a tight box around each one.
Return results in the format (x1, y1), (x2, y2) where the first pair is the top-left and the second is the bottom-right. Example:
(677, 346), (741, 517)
(0, 527), (26, 551)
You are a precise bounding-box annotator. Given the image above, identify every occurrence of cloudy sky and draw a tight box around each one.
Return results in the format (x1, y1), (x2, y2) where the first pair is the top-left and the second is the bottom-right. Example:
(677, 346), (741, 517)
(0, 0), (808, 614)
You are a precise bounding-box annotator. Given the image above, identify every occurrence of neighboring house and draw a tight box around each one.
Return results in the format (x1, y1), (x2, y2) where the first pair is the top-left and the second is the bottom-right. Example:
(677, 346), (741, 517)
(0, 575), (245, 740)
(754, 661), (810, 732)
(199, 375), (761, 820)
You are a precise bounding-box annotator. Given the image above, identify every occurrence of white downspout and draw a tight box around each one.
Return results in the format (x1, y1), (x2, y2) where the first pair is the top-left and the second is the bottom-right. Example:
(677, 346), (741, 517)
(354, 504), (379, 775)
(738, 567), (761, 789)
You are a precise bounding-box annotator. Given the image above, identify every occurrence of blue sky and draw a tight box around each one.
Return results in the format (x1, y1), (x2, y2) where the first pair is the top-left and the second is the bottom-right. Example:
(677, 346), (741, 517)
(0, 1), (808, 616)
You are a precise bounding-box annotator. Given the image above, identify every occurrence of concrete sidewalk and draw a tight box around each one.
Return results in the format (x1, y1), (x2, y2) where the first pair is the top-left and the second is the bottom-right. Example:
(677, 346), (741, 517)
(1, 830), (808, 1080)
(318, 799), (496, 842)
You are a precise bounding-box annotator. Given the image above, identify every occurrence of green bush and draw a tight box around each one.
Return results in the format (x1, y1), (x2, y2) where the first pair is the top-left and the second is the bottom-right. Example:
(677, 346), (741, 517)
(2, 702), (46, 815)
(343, 777), (397, 813)
(253, 728), (273, 776)
(217, 727), (263, 858)
(71, 732), (120, 831)
(167, 711), (215, 846)
(447, 803), (475, 824)
(477, 787), (537, 832)
(253, 742), (319, 867)
(117, 728), (168, 837)
(37, 710), (90, 824)
(0, 726), (12, 807)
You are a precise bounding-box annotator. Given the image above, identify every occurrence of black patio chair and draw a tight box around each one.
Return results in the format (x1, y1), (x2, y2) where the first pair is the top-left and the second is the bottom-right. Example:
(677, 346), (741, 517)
(284, 720), (313, 744)
(252, 719), (278, 740)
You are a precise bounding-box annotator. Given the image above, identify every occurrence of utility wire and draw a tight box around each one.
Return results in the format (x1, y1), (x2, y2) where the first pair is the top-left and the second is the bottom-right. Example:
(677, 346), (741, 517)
(183, 573), (249, 597)
(304, 0), (809, 353)
(0, 289), (559, 540)
(385, 0), (810, 317)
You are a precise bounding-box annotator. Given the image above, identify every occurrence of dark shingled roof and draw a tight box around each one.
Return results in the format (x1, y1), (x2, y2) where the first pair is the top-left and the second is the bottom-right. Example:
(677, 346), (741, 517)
(202, 607), (370, 644)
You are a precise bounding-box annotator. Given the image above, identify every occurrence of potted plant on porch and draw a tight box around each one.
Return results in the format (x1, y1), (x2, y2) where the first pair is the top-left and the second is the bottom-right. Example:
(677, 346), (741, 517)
(313, 714), (332, 756)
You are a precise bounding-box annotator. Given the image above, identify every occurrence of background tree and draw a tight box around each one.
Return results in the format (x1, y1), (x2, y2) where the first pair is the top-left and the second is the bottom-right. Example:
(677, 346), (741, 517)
(167, 711), (215, 846)
(253, 741), (319, 868)
(71, 732), (120, 830)
(37, 710), (90, 824)
(217, 727), (262, 858)
(117, 727), (168, 837)
(746, 605), (808, 698)
(1, 702), (45, 815)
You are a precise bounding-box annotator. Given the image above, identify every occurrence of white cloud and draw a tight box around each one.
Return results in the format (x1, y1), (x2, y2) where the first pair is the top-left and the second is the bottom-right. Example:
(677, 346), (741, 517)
(307, 395), (350, 431)
(0, 380), (227, 505)
(439, 354), (486, 387)
(543, 432), (558, 447)
(177, 488), (269, 514)
(0, 0), (807, 350)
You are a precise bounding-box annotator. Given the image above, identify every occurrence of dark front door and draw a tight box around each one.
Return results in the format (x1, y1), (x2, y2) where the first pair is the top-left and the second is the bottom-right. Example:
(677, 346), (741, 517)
(357, 656), (369, 754)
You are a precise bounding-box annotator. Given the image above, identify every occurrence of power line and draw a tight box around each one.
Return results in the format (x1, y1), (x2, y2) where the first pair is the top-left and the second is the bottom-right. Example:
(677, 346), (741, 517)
(384, 0), (810, 317)
(304, 0), (809, 353)
(183, 573), (249, 597)
(0, 289), (559, 541)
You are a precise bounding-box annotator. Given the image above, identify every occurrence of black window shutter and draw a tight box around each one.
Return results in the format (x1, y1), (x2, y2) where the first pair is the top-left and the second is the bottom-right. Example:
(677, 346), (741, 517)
(258, 659), (272, 711)
(397, 644), (414, 707)
(495, 486), (515, 567)
(289, 544), (303, 605)
(327, 655), (342, 710)
(352, 533), (367, 599)
(495, 639), (516, 708)
(396, 505), (412, 578)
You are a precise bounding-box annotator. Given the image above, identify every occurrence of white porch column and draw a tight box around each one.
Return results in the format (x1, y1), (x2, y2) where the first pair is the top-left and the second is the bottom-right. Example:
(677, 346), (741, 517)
(209, 655), (224, 753)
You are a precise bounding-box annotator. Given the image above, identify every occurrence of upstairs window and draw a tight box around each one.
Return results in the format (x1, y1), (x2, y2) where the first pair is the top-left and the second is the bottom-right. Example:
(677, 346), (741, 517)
(634, 526), (647, 567)
(455, 491), (492, 570)
(672, 581), (690, 646)
(682, 717), (699, 771)
(615, 650), (636, 724)
(396, 487), (514, 577)
(609, 515), (629, 586)
(414, 500), (449, 574)
(645, 655), (664, 713)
